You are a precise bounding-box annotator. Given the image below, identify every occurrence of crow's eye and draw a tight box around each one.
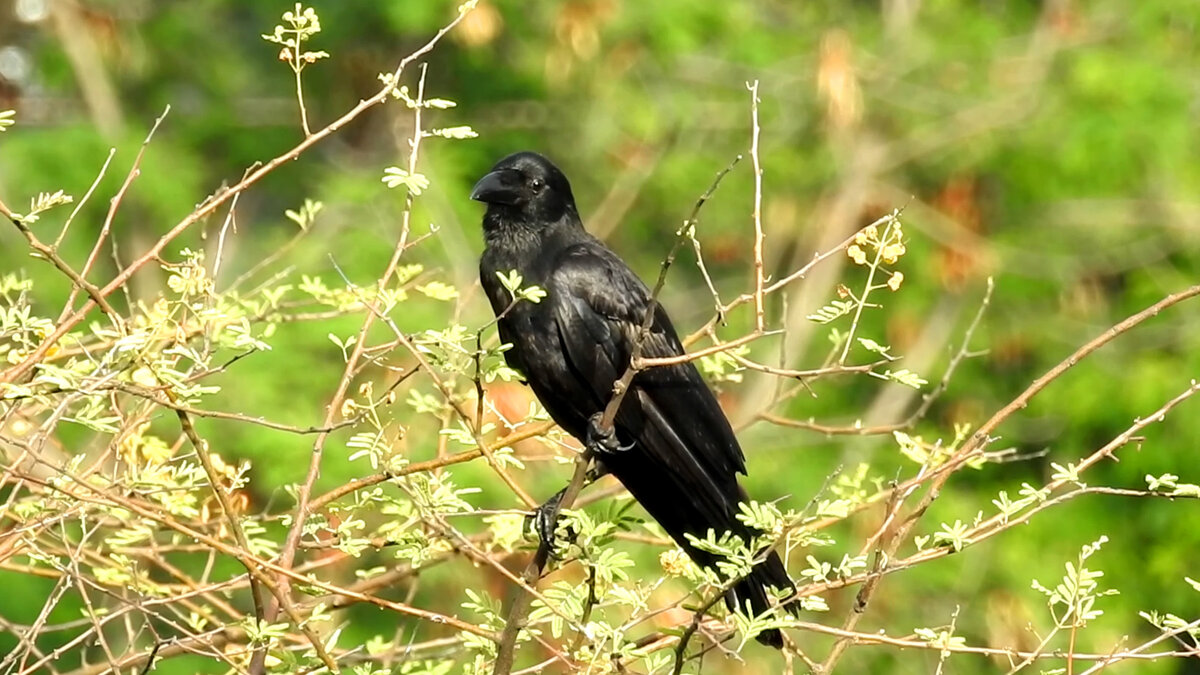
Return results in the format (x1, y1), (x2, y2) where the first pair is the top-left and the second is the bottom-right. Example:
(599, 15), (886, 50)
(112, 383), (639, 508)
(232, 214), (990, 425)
(529, 178), (545, 191)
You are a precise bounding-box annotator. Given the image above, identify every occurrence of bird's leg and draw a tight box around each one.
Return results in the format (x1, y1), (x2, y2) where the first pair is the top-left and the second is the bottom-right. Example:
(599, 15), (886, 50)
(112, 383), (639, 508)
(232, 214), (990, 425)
(527, 411), (627, 554)
(529, 487), (568, 555)
(528, 459), (610, 556)
(586, 412), (634, 454)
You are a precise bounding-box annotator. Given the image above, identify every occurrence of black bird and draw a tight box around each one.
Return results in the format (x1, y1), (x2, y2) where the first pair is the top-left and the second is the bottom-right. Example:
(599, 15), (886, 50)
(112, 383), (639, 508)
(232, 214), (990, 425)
(472, 151), (795, 647)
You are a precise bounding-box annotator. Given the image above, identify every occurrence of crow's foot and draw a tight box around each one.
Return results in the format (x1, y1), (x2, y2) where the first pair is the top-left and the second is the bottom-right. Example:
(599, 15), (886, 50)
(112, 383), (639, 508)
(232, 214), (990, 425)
(586, 413), (634, 454)
(525, 458), (611, 555)
(526, 488), (569, 557)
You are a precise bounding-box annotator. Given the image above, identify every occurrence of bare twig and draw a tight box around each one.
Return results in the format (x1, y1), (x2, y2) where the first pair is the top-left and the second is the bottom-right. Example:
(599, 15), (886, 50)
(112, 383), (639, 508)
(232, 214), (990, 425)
(964, 283), (1200, 454)
(760, 276), (994, 435)
(68, 106), (171, 322)
(747, 81), (766, 332)
(54, 148), (116, 249)
(680, 211), (898, 349)
(5, 215), (125, 330)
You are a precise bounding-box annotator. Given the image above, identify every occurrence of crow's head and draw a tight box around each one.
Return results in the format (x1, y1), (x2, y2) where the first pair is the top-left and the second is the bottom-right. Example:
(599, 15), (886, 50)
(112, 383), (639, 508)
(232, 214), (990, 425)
(471, 151), (577, 226)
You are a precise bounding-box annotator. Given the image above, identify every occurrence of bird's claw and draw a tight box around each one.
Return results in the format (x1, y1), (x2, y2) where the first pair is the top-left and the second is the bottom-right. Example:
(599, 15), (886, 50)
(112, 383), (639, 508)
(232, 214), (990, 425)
(587, 413), (634, 454)
(525, 454), (612, 556)
(526, 488), (571, 558)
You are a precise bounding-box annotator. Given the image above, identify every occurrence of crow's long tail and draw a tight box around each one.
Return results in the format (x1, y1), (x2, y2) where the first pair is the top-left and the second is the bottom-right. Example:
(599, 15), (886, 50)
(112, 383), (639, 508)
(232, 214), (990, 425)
(727, 548), (796, 648)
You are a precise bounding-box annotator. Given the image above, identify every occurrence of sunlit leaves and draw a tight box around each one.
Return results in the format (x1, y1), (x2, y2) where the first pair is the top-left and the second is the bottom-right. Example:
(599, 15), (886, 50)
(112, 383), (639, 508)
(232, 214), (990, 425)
(428, 125), (478, 140)
(871, 368), (927, 389)
(806, 299), (854, 324)
(1145, 473), (1200, 497)
(698, 345), (748, 384)
(285, 198), (323, 230)
(347, 431), (389, 469)
(914, 626), (967, 656)
(261, 4), (329, 68)
(1031, 536), (1118, 626)
(495, 269), (547, 304)
(416, 281), (459, 301)
(381, 167), (431, 195)
(10, 190), (74, 225)
(933, 519), (971, 552)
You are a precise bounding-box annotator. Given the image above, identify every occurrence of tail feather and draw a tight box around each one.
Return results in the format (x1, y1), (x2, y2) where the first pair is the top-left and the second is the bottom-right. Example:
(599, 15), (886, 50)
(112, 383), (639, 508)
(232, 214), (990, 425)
(726, 549), (796, 648)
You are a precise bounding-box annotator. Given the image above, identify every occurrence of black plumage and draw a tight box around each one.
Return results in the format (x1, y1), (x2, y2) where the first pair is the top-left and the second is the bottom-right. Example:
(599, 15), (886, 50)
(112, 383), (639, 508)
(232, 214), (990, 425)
(472, 151), (794, 647)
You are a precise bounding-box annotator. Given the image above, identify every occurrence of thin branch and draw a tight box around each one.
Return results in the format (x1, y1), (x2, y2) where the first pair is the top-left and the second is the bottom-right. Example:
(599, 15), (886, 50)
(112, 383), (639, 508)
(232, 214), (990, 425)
(964, 283), (1200, 453)
(759, 276), (994, 435)
(747, 80), (766, 332)
(68, 106), (171, 321)
(27, 468), (498, 641)
(681, 211), (898, 348)
(54, 148), (116, 249)
(173, 401), (340, 672)
(795, 381), (1200, 606)
(5, 214), (125, 330)
(816, 475), (911, 673)
(629, 613), (1199, 667)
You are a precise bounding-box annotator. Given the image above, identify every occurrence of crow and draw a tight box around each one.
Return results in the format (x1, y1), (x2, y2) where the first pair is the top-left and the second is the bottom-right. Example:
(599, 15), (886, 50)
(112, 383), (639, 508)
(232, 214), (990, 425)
(471, 151), (795, 647)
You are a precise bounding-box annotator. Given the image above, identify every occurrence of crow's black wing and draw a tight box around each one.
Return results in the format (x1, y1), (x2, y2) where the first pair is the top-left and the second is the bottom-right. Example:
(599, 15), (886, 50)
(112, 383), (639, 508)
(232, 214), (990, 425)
(486, 238), (793, 647)
(546, 241), (747, 510)
(548, 240), (796, 647)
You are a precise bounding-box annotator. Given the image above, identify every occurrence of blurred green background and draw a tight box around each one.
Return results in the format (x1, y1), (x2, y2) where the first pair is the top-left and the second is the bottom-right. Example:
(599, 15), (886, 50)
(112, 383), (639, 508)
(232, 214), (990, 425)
(1, 0), (1198, 672)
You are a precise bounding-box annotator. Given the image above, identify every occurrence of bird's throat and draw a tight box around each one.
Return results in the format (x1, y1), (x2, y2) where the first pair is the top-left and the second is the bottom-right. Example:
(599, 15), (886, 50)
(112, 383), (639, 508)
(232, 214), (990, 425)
(482, 209), (543, 249)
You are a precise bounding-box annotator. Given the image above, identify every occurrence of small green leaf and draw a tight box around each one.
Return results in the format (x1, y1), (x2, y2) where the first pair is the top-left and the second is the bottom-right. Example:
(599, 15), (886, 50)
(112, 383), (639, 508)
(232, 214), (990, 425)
(381, 167), (430, 194)
(429, 125), (478, 139)
(806, 299), (854, 324)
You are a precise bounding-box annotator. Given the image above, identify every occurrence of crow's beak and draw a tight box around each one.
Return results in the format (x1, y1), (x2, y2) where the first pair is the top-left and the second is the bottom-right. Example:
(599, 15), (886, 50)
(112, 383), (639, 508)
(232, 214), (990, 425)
(470, 169), (522, 206)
